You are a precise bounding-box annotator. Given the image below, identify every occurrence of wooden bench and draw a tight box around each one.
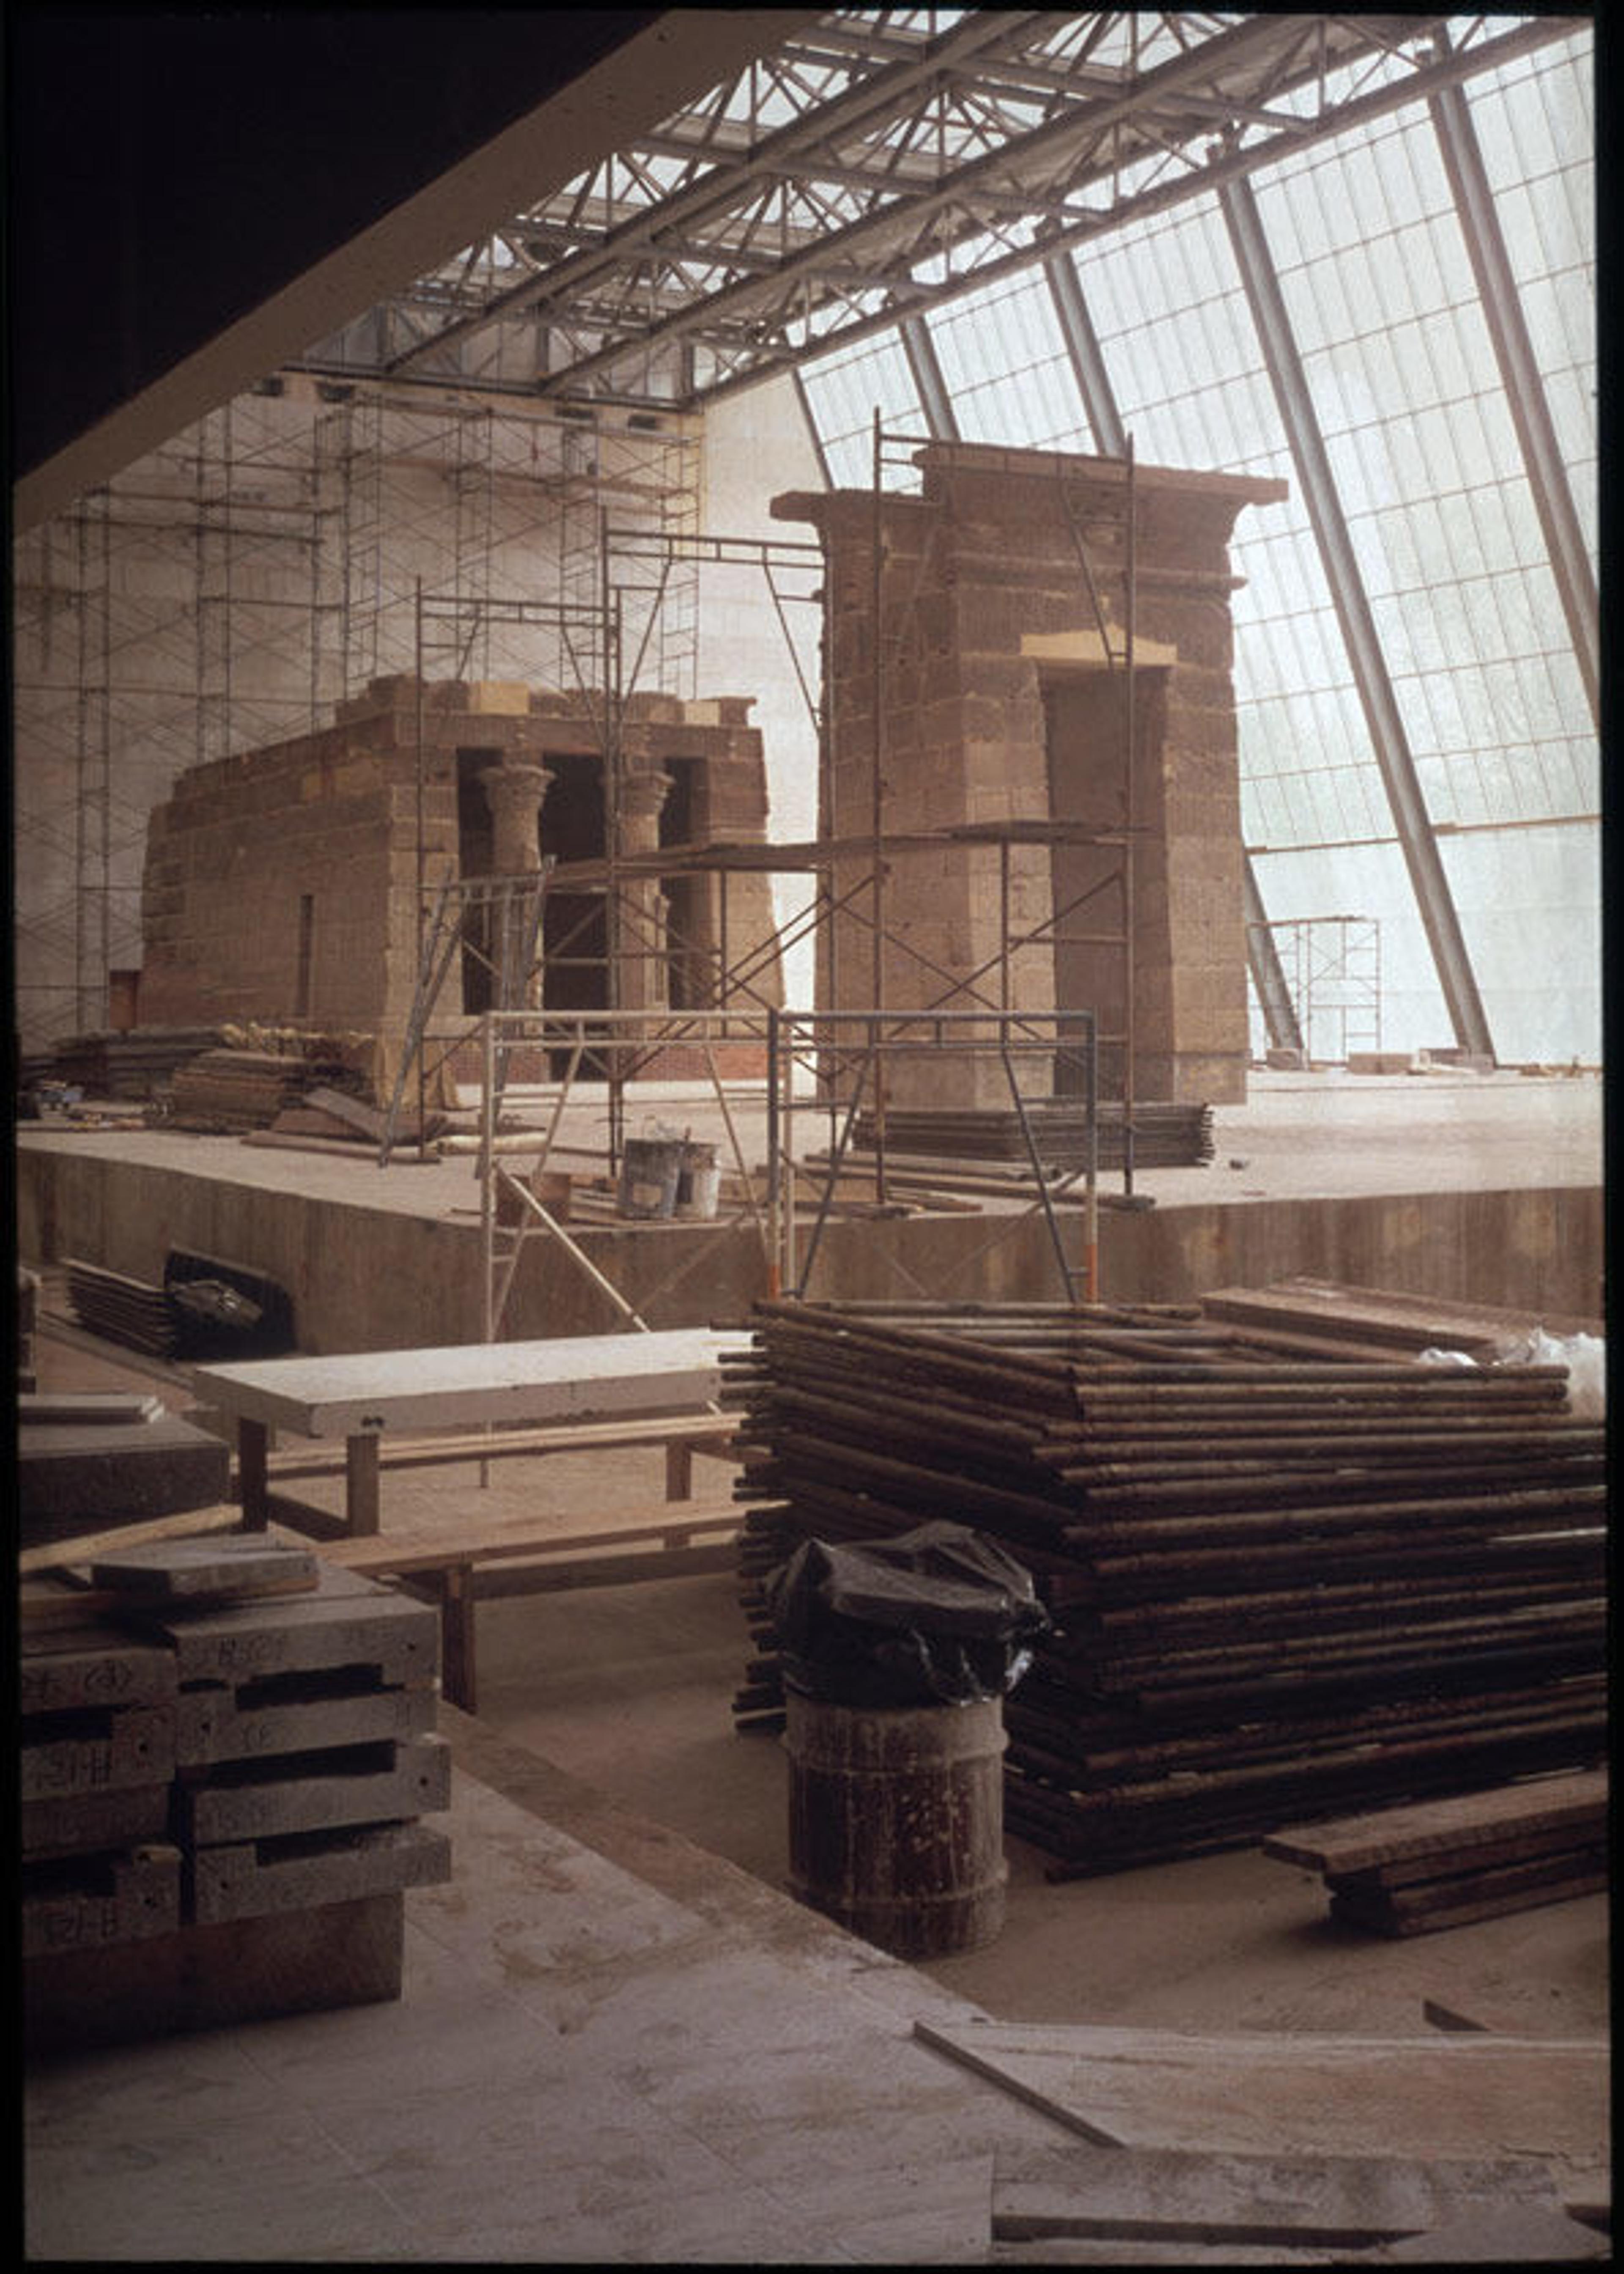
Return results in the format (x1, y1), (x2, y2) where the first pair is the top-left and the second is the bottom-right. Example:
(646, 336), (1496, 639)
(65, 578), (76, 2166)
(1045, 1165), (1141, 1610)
(255, 1411), (738, 1512)
(315, 1494), (744, 1712)
(191, 1328), (745, 1535)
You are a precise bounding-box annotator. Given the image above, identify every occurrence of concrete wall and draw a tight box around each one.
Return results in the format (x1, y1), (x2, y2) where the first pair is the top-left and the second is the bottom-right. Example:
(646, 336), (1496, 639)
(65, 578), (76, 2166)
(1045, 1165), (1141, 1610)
(17, 1144), (1602, 1353)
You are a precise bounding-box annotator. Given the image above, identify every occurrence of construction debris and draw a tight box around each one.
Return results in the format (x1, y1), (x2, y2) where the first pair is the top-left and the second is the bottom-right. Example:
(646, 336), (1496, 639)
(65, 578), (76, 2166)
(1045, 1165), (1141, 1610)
(730, 1299), (1606, 1872)
(850, 1099), (1215, 1171)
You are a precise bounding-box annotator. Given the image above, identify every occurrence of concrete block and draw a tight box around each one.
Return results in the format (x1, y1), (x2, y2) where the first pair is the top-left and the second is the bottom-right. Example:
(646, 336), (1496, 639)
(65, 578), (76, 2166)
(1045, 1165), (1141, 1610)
(23, 1889), (406, 2052)
(22, 1842), (184, 1957)
(19, 1416), (233, 1547)
(176, 1733), (452, 1844)
(189, 1819), (451, 1924)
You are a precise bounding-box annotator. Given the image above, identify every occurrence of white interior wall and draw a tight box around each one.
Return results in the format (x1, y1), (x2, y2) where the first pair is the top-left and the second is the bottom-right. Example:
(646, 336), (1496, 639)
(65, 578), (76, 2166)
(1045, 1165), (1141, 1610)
(697, 374), (825, 1008)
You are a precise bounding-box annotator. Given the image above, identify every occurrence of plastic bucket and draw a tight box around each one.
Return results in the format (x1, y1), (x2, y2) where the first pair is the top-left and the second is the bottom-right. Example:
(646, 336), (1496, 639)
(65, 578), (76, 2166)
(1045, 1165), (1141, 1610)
(782, 1692), (1007, 1958)
(674, 1142), (720, 1219)
(618, 1137), (683, 1218)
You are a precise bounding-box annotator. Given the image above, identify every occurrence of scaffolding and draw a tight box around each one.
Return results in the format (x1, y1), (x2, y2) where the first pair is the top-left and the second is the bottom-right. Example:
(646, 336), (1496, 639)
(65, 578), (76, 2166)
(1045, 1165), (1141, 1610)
(1266, 915), (1382, 1063)
(466, 1002), (1104, 1340)
(10, 385), (703, 1055)
(11, 395), (354, 1046)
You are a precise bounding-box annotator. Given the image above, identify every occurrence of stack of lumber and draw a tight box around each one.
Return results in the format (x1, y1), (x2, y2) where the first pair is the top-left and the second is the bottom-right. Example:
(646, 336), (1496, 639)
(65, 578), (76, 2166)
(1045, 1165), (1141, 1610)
(47, 1025), (224, 1098)
(21, 1531), (450, 2051)
(63, 1257), (180, 1356)
(1198, 1278), (1602, 1358)
(850, 1100), (1214, 1170)
(169, 1048), (369, 1132)
(244, 1083), (444, 1158)
(1263, 1769), (1608, 1937)
(729, 1299), (1606, 1874)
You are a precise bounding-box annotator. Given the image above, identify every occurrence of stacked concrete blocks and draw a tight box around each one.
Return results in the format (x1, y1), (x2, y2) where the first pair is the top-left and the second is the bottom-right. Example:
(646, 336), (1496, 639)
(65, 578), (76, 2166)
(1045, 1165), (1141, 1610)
(22, 1548), (451, 2053)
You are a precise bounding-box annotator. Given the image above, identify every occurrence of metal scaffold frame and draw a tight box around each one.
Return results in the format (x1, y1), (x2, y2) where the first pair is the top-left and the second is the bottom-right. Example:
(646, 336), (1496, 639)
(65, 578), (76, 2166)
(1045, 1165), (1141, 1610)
(1265, 915), (1383, 1066)
(467, 1002), (1106, 1342)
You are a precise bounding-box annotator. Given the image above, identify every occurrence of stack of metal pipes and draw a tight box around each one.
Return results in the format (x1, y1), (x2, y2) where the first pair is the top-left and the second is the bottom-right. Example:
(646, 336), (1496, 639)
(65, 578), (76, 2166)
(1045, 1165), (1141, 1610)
(726, 1300), (1606, 1876)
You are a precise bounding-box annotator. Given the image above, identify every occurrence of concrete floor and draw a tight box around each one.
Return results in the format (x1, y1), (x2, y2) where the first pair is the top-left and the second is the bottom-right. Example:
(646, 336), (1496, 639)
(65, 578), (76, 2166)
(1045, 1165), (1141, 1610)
(19, 1071), (1610, 2259)
(18, 1065), (1606, 1221)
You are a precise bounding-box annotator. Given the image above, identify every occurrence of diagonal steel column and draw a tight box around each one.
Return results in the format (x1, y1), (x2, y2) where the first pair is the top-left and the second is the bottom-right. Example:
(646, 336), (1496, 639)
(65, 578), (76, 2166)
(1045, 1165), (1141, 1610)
(1220, 172), (1495, 1062)
(1428, 52), (1598, 723)
(1242, 861), (1304, 1057)
(1046, 245), (1303, 1053)
(899, 313), (960, 441)
(1045, 249), (1124, 456)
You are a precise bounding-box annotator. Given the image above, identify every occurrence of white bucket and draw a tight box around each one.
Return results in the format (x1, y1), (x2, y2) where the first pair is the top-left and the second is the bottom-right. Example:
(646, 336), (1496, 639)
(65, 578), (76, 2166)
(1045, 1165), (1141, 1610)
(675, 1142), (721, 1219)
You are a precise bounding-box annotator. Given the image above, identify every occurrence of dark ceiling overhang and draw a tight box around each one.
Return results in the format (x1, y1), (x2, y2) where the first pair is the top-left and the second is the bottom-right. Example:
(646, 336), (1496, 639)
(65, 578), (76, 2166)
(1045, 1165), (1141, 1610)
(8, 8), (814, 529)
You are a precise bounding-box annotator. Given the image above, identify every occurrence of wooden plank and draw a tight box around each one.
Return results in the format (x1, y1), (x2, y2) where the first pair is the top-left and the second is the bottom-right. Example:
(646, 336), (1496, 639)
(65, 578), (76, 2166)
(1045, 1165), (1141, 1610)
(264, 1409), (736, 1478)
(177, 1732), (452, 1844)
(19, 1501), (247, 1575)
(176, 1673), (437, 1766)
(20, 1391), (166, 1426)
(315, 1495), (743, 1578)
(1330, 1851), (1608, 1936)
(913, 2022), (1612, 2174)
(22, 1843), (183, 1957)
(990, 2142), (1561, 2250)
(1262, 1770), (1607, 1876)
(190, 1325), (746, 1439)
(88, 1534), (320, 1601)
(190, 1821), (451, 1923)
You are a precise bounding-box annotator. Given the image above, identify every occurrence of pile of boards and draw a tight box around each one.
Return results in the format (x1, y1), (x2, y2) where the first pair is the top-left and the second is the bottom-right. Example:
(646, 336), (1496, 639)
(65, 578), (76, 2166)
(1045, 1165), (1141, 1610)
(21, 1531), (450, 2052)
(46, 1025), (225, 1099)
(63, 1259), (181, 1357)
(729, 1296), (1606, 1876)
(243, 1083), (445, 1159)
(1264, 1769), (1608, 1937)
(169, 1048), (373, 1132)
(850, 1099), (1215, 1173)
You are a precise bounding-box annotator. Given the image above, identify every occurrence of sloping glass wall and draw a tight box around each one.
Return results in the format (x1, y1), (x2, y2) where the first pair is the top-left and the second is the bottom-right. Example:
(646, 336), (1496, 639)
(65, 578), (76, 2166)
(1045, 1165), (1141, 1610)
(796, 22), (1597, 1065)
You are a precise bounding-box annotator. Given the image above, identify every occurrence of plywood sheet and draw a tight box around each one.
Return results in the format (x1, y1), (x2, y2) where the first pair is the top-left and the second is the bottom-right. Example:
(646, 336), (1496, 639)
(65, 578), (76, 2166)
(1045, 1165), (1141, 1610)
(191, 1325), (746, 1438)
(992, 2141), (1560, 2250)
(915, 2021), (1611, 2172)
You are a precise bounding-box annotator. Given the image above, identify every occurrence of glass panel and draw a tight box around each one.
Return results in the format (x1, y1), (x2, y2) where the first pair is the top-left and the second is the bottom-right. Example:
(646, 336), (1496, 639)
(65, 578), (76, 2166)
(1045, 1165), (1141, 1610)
(924, 271), (1090, 449)
(799, 336), (927, 489)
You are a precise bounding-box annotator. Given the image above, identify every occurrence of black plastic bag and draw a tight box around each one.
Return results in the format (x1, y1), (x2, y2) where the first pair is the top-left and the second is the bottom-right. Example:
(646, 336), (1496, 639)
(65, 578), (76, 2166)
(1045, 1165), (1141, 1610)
(764, 1519), (1051, 1709)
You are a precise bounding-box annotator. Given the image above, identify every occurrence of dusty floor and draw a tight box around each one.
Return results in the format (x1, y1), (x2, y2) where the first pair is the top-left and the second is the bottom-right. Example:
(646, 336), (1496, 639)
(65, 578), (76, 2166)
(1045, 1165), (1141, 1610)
(29, 1303), (1610, 2052)
(19, 1065), (1605, 1224)
(22, 1338), (1610, 2260)
(19, 1071), (1610, 2256)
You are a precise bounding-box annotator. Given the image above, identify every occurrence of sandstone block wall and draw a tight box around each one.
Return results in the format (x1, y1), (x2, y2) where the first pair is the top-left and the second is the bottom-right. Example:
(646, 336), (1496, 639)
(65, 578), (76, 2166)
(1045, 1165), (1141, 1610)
(775, 442), (1284, 1106)
(140, 677), (782, 1069)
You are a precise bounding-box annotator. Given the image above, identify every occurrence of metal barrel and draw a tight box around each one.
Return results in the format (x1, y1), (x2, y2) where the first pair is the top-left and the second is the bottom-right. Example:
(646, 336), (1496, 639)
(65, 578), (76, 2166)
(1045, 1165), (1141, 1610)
(782, 1692), (1008, 1958)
